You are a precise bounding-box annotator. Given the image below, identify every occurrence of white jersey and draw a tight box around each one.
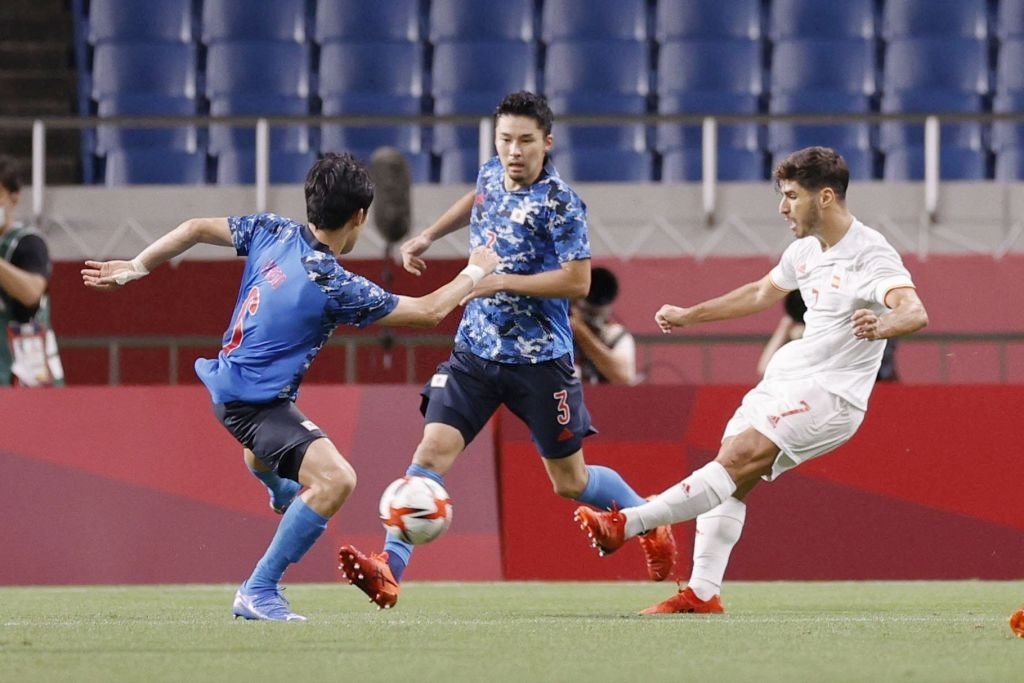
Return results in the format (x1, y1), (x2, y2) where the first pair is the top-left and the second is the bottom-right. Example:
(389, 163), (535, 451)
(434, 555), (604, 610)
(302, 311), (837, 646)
(765, 218), (914, 410)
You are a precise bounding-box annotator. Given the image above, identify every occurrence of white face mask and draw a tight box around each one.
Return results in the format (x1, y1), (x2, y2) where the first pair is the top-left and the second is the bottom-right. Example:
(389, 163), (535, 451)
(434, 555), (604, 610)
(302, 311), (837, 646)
(0, 207), (6, 226)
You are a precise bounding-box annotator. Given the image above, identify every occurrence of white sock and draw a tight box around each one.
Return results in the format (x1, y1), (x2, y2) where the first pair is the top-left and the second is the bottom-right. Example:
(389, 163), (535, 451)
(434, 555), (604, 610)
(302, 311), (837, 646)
(688, 497), (747, 600)
(625, 461), (737, 537)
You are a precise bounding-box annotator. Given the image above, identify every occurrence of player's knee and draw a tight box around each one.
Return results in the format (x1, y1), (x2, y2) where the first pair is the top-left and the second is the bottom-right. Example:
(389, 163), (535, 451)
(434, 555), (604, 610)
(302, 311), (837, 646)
(552, 475), (587, 500)
(311, 461), (357, 508)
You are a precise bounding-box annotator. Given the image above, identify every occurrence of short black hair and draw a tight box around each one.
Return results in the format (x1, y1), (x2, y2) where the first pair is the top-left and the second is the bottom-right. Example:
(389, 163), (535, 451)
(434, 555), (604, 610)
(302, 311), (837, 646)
(586, 266), (619, 306)
(304, 152), (375, 230)
(773, 146), (849, 200)
(495, 91), (554, 136)
(0, 155), (23, 195)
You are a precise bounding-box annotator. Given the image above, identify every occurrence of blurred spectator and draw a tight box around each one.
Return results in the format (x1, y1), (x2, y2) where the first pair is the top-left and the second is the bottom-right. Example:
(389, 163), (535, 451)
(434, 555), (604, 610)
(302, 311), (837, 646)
(571, 266), (638, 385)
(758, 289), (898, 381)
(0, 155), (63, 386)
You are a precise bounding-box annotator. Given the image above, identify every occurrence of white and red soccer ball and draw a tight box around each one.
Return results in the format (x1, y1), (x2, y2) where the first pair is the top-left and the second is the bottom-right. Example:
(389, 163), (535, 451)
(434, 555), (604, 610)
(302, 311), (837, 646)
(378, 475), (453, 545)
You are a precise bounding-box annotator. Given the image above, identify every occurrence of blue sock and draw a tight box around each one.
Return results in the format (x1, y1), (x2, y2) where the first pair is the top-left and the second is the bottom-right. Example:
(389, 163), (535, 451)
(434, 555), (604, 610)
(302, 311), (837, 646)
(577, 465), (647, 510)
(246, 497), (327, 592)
(382, 463), (444, 582)
(249, 467), (302, 511)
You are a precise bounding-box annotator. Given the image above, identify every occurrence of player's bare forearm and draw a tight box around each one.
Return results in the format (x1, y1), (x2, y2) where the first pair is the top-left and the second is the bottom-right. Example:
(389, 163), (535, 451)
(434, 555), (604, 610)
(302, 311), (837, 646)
(854, 287), (928, 340)
(473, 259), (589, 301)
(83, 218), (232, 290)
(385, 246), (499, 327)
(657, 276), (785, 332)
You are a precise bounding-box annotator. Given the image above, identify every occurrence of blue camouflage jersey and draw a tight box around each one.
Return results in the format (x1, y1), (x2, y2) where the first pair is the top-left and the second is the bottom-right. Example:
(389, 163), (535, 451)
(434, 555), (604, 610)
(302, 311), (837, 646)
(195, 213), (398, 404)
(457, 156), (591, 364)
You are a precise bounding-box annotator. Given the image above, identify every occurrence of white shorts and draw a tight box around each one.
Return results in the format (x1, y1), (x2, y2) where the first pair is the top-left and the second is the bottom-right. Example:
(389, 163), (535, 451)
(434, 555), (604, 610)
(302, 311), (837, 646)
(722, 377), (865, 481)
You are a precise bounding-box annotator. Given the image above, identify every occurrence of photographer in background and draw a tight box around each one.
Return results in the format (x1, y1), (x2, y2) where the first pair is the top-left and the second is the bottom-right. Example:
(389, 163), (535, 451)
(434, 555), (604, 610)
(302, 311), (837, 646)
(571, 266), (638, 385)
(0, 155), (63, 386)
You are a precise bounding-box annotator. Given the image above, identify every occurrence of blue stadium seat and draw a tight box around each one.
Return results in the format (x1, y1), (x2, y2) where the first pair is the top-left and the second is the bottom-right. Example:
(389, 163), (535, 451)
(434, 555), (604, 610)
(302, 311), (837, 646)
(315, 0), (421, 43)
(429, 0), (534, 42)
(544, 40), (650, 150)
(341, 149), (433, 184)
(655, 0), (762, 41)
(996, 0), (1024, 39)
(201, 0), (307, 44)
(541, 0), (647, 42)
(992, 93), (1024, 151)
(214, 149), (317, 185)
(88, 0), (193, 44)
(883, 146), (989, 181)
(996, 38), (1024, 94)
(95, 95), (199, 154)
(91, 43), (197, 100)
(655, 39), (762, 153)
(431, 41), (538, 153)
(660, 148), (766, 182)
(205, 42), (311, 153)
(881, 0), (988, 39)
(994, 147), (1024, 180)
(882, 38), (989, 94)
(551, 149), (654, 182)
(438, 148), (485, 184)
(104, 149), (207, 185)
(770, 39), (876, 97)
(318, 41), (425, 157)
(769, 144), (876, 180)
(880, 38), (989, 154)
(768, 0), (875, 40)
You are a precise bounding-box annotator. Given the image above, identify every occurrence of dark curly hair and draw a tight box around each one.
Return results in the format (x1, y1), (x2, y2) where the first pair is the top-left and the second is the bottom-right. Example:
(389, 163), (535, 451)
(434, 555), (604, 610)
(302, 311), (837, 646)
(0, 155), (23, 195)
(304, 152), (375, 230)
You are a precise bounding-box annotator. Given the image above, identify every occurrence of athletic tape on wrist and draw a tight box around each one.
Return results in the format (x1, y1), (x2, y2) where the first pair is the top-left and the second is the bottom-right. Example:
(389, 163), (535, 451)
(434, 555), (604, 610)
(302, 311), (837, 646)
(459, 264), (485, 287)
(113, 257), (150, 286)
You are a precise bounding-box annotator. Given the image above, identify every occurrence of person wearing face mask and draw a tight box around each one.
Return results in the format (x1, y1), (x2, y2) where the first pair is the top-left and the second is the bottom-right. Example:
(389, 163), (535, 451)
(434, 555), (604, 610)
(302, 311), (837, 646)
(0, 155), (63, 386)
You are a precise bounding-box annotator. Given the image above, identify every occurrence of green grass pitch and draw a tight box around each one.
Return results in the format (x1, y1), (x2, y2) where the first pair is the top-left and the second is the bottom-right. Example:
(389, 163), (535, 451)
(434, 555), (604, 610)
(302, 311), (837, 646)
(2, 581), (1021, 683)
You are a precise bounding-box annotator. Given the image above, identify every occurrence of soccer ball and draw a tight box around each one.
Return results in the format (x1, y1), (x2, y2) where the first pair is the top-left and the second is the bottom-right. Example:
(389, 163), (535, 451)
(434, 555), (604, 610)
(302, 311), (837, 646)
(378, 475), (453, 545)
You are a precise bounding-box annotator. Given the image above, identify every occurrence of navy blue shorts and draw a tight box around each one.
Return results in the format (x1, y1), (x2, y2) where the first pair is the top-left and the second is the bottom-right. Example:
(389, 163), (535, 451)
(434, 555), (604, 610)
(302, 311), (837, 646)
(213, 399), (326, 481)
(420, 349), (596, 458)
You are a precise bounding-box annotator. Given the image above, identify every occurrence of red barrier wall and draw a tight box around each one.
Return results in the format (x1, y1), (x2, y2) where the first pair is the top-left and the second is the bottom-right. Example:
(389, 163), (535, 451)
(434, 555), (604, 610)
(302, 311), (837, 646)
(499, 384), (1024, 581)
(48, 254), (1024, 385)
(3, 384), (1021, 585)
(0, 386), (501, 585)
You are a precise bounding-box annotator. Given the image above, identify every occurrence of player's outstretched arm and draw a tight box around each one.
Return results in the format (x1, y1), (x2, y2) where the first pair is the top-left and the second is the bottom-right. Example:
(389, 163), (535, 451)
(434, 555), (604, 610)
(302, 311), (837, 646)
(82, 218), (233, 291)
(381, 246), (499, 328)
(461, 258), (590, 306)
(656, 273), (787, 333)
(401, 190), (475, 276)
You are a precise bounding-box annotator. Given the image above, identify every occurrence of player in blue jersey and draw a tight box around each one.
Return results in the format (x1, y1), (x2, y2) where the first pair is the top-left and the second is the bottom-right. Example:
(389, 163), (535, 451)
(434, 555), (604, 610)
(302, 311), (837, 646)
(82, 152), (499, 621)
(338, 91), (677, 609)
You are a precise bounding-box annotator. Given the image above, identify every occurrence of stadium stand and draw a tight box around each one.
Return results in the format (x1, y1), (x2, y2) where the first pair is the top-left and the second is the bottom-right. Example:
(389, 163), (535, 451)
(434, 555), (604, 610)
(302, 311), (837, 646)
(65, 0), (1024, 185)
(428, 0), (535, 42)
(430, 40), (538, 182)
(881, 0), (989, 39)
(879, 36), (991, 179)
(655, 0), (762, 41)
(104, 148), (207, 185)
(201, 0), (307, 44)
(767, 39), (877, 179)
(655, 39), (764, 180)
(87, 0), (193, 44)
(314, 0), (421, 43)
(767, 0), (876, 40)
(540, 0), (647, 42)
(205, 42), (312, 159)
(214, 149), (318, 185)
(317, 41), (428, 180)
(551, 148), (654, 182)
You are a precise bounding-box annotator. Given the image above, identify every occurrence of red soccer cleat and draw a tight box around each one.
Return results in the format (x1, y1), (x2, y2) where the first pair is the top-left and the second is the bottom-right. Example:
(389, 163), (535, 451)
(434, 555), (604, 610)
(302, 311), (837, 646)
(573, 505), (626, 556)
(337, 545), (400, 609)
(640, 585), (726, 615)
(637, 522), (677, 582)
(1010, 606), (1024, 638)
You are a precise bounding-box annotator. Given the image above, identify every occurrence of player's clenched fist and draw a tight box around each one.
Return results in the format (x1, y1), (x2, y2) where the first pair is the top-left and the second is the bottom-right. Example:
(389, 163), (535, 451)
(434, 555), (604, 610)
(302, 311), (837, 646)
(655, 305), (689, 334)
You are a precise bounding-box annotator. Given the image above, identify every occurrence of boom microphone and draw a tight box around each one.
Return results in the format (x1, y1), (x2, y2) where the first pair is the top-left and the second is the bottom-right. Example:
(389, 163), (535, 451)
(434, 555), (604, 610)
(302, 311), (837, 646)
(368, 147), (412, 244)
